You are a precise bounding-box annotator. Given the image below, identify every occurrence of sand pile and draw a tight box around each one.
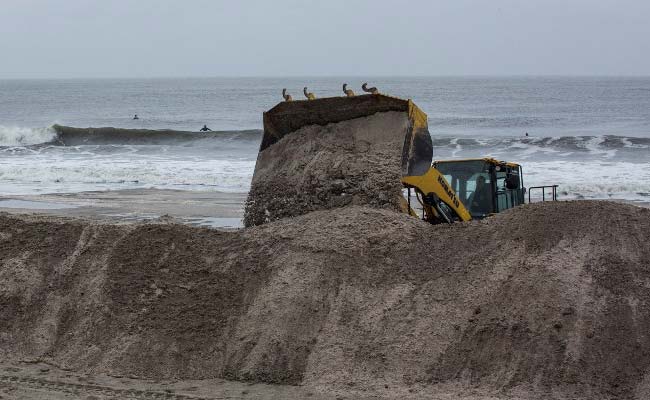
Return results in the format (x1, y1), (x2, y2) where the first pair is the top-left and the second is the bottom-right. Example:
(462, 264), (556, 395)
(244, 111), (410, 227)
(2, 201), (650, 399)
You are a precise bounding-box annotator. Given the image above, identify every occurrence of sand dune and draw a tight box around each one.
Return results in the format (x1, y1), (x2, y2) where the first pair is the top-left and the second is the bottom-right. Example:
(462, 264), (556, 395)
(2, 201), (650, 399)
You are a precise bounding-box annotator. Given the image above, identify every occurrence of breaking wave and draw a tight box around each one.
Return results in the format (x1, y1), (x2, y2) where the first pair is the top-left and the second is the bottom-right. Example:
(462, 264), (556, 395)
(0, 125), (57, 146)
(0, 125), (649, 201)
(431, 134), (650, 161)
(1, 125), (649, 160)
(51, 125), (262, 146)
(0, 125), (262, 148)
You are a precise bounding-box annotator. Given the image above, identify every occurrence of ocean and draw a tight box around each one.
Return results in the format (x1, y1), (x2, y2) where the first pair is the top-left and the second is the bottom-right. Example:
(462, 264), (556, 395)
(1, 77), (649, 202)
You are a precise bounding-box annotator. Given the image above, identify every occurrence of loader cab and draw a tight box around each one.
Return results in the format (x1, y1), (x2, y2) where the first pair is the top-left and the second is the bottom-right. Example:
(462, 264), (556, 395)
(433, 158), (525, 219)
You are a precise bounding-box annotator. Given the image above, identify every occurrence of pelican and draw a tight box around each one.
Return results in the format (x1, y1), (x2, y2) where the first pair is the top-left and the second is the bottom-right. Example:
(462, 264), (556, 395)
(362, 82), (379, 95)
(282, 88), (293, 102)
(342, 83), (355, 97)
(303, 87), (316, 100)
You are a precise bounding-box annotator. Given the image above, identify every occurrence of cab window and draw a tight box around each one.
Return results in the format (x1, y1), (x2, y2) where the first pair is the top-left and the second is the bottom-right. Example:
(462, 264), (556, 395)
(435, 160), (493, 218)
(466, 172), (492, 217)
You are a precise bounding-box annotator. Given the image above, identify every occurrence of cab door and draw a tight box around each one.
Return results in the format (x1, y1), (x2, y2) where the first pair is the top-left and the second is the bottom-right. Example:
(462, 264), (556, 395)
(495, 165), (524, 212)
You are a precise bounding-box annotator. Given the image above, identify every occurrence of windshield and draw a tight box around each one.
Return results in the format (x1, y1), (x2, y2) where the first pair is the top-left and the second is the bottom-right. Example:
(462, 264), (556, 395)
(435, 160), (493, 218)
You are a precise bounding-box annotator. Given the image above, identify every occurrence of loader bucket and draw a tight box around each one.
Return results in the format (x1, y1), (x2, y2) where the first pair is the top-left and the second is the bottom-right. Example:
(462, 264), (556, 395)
(244, 94), (433, 227)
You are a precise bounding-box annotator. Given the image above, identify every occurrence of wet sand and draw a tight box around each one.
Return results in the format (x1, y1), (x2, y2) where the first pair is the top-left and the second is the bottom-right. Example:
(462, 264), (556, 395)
(0, 189), (246, 229)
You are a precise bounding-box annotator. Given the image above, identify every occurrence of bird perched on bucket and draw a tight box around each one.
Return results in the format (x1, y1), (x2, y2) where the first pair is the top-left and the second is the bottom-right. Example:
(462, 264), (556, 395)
(342, 83), (355, 97)
(362, 82), (379, 95)
(282, 88), (293, 101)
(303, 87), (316, 100)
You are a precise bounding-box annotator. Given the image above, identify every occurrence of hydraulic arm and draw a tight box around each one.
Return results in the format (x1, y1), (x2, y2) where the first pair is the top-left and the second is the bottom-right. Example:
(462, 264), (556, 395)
(402, 168), (472, 224)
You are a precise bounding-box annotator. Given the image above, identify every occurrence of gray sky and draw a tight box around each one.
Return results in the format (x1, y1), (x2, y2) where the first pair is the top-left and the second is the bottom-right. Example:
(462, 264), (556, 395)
(1, 0), (649, 78)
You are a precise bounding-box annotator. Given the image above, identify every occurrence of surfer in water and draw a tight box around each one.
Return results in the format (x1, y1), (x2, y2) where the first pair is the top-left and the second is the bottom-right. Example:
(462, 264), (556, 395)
(200, 124), (212, 132)
(133, 114), (139, 120)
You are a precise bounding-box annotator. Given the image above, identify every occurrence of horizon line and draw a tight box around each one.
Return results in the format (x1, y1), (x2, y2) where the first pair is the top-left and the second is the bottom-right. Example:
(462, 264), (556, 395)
(2, 74), (650, 81)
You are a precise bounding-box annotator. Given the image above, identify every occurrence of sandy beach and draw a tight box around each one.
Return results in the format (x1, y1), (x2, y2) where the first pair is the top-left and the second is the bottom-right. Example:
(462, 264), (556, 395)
(3, 0), (650, 397)
(2, 83), (650, 400)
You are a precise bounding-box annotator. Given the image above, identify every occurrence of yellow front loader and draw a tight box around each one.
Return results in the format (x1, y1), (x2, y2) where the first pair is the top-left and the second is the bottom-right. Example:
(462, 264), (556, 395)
(248, 88), (554, 226)
(402, 158), (535, 224)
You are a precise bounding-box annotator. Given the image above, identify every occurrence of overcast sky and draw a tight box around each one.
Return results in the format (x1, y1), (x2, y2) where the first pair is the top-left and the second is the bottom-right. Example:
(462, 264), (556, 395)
(1, 0), (649, 79)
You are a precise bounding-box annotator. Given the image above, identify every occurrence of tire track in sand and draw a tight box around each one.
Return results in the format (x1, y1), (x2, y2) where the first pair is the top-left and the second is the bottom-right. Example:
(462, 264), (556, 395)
(0, 374), (232, 400)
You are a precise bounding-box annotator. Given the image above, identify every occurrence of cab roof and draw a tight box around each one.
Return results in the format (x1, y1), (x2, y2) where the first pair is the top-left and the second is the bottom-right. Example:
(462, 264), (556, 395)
(434, 157), (521, 168)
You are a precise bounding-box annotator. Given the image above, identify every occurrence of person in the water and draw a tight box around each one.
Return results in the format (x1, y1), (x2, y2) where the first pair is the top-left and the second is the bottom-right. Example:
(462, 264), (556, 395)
(133, 114), (139, 120)
(200, 125), (212, 132)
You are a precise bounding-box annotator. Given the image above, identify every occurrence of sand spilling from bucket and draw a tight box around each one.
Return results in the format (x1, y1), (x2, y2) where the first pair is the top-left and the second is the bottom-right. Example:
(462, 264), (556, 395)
(244, 111), (408, 227)
(2, 201), (650, 399)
